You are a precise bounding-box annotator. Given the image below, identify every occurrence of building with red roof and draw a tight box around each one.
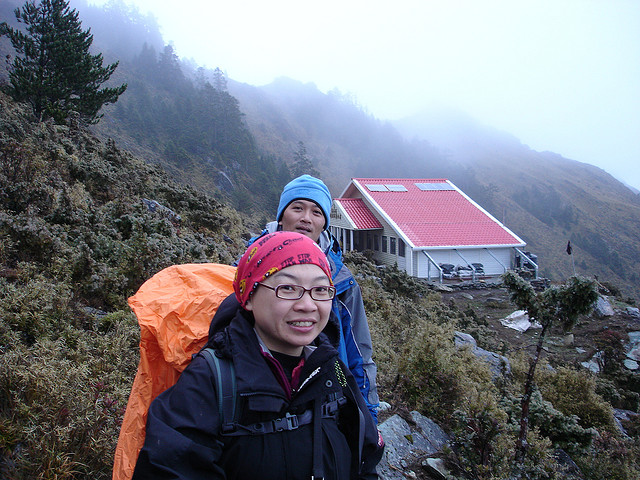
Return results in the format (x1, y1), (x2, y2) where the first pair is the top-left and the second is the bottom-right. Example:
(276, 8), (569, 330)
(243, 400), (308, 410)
(330, 178), (536, 281)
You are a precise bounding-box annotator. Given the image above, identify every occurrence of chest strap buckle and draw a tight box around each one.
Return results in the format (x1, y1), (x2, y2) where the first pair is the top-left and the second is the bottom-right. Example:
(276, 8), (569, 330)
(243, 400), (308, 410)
(273, 412), (299, 431)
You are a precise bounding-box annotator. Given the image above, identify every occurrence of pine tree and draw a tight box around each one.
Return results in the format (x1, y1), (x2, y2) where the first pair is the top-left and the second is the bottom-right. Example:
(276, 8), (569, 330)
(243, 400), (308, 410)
(291, 141), (319, 177)
(0, 0), (127, 124)
(502, 272), (598, 471)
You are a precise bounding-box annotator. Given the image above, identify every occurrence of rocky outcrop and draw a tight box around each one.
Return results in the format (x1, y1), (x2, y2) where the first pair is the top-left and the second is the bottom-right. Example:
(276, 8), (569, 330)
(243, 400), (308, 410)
(593, 295), (614, 317)
(377, 411), (450, 480)
(454, 331), (512, 378)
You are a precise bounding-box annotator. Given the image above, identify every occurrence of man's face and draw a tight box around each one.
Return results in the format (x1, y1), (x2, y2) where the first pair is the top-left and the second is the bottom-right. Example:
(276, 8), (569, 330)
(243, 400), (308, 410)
(245, 264), (332, 356)
(279, 199), (325, 242)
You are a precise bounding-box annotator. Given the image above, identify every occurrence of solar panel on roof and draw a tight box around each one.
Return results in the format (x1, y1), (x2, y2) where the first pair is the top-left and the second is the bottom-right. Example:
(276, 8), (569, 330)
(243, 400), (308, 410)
(414, 182), (454, 191)
(385, 184), (408, 192)
(365, 184), (388, 191)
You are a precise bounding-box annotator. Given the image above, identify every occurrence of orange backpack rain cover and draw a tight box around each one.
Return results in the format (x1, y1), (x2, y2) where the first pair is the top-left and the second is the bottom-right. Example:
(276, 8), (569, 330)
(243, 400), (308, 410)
(112, 263), (236, 480)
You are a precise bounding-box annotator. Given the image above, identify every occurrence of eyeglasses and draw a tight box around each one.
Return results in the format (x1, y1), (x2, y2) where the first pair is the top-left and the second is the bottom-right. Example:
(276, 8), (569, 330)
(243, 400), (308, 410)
(257, 283), (336, 301)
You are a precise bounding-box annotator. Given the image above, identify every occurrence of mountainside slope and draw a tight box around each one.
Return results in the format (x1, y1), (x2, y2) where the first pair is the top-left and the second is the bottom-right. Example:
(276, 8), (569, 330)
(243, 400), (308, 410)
(1, 4), (639, 477)
(10, 0), (635, 300)
(395, 110), (640, 298)
(232, 82), (640, 300)
(0, 90), (249, 476)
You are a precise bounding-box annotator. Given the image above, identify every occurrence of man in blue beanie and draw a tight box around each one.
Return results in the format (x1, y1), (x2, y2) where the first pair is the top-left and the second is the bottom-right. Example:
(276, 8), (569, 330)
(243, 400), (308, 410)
(248, 174), (380, 422)
(275, 174), (332, 240)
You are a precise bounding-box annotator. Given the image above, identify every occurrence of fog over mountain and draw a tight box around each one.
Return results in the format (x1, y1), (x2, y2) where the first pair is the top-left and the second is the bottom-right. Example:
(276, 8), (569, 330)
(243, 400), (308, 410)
(77, 0), (640, 193)
(2, 0), (639, 300)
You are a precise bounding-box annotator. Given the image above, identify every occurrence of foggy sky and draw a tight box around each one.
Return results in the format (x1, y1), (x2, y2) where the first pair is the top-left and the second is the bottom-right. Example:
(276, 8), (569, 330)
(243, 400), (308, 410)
(89, 0), (640, 191)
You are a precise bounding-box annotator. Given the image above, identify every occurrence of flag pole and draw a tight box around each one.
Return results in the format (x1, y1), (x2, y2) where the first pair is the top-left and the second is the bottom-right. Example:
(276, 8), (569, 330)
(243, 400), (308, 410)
(571, 252), (575, 275)
(566, 240), (575, 275)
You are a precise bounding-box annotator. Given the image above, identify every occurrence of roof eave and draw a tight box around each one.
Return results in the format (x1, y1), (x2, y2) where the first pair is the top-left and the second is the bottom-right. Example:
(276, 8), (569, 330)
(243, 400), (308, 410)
(410, 243), (527, 250)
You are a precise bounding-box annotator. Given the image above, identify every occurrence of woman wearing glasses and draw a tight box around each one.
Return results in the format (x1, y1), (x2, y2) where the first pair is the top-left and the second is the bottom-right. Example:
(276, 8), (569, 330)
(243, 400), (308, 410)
(133, 231), (383, 479)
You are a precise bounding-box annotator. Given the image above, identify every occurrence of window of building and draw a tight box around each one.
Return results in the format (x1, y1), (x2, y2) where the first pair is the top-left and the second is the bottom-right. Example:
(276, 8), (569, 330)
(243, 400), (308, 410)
(398, 239), (405, 257)
(366, 233), (372, 250)
(382, 236), (387, 253)
(374, 234), (379, 251)
(390, 237), (396, 255)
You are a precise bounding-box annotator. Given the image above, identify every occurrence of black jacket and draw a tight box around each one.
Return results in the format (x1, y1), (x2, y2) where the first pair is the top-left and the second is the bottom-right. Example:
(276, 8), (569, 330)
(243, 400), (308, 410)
(133, 307), (383, 479)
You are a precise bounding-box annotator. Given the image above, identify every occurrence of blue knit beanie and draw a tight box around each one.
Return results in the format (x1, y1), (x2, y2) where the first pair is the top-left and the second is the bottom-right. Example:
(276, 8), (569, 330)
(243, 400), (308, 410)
(276, 175), (332, 229)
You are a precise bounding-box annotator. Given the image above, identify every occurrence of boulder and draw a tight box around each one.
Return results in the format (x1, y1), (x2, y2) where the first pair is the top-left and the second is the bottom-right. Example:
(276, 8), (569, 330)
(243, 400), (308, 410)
(563, 334), (575, 347)
(377, 412), (450, 480)
(423, 458), (448, 479)
(594, 295), (614, 317)
(625, 332), (640, 370)
(455, 331), (512, 378)
(626, 306), (640, 318)
(614, 409), (640, 436)
(432, 284), (454, 292)
(454, 331), (477, 348)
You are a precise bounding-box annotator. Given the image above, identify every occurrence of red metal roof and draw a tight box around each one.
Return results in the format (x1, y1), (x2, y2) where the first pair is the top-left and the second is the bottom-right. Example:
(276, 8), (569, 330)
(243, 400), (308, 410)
(335, 198), (383, 229)
(346, 178), (524, 248)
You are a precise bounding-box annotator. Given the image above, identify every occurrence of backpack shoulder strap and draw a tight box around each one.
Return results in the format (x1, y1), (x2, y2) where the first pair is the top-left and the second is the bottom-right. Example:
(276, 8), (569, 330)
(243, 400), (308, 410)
(200, 348), (237, 432)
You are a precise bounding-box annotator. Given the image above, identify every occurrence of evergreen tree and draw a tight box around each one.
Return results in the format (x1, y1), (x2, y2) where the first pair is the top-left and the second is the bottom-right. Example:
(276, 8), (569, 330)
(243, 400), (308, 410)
(291, 141), (319, 177)
(212, 67), (227, 92)
(0, 0), (127, 124)
(502, 272), (598, 470)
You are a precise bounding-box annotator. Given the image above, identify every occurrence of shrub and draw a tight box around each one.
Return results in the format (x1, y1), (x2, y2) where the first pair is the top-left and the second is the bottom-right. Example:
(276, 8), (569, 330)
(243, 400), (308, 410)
(501, 388), (596, 454)
(574, 431), (640, 480)
(447, 413), (562, 480)
(398, 321), (496, 424)
(593, 330), (627, 375)
(539, 366), (616, 433)
(0, 312), (138, 479)
(0, 270), (75, 346)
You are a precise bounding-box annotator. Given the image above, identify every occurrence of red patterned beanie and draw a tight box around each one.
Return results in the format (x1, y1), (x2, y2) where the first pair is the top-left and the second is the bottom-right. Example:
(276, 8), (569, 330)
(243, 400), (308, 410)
(234, 231), (333, 308)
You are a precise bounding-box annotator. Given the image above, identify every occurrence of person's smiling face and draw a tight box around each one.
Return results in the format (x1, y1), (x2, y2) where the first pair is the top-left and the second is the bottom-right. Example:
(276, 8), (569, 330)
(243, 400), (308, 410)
(245, 264), (332, 356)
(279, 199), (325, 241)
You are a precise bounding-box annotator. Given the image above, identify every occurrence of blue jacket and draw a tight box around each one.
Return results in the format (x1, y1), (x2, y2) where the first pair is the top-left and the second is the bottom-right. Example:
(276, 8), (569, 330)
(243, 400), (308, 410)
(245, 224), (379, 422)
(133, 307), (383, 479)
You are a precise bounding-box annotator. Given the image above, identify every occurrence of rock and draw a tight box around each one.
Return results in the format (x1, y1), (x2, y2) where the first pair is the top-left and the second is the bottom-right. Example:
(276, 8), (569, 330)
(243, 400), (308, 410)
(423, 458), (448, 479)
(563, 334), (574, 347)
(626, 307), (640, 318)
(455, 331), (511, 378)
(454, 331), (477, 348)
(409, 412), (449, 451)
(553, 449), (584, 479)
(432, 284), (454, 292)
(594, 295), (614, 317)
(624, 359), (638, 371)
(82, 306), (109, 318)
(379, 401), (392, 413)
(485, 297), (504, 303)
(580, 351), (603, 373)
(460, 292), (474, 300)
(627, 331), (640, 352)
(625, 332), (640, 369)
(377, 412), (450, 480)
(613, 409), (639, 436)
